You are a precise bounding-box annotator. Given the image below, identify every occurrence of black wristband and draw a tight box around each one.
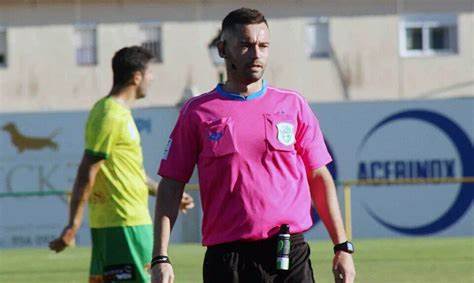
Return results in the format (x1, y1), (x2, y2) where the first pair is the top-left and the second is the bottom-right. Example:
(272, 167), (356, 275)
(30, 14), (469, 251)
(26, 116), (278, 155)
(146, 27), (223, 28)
(151, 255), (171, 268)
(333, 241), (355, 254)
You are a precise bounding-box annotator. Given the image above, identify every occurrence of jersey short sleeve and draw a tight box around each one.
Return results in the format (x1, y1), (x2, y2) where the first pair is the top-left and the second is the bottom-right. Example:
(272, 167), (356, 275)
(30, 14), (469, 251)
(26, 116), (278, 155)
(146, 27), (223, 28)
(158, 108), (199, 183)
(295, 98), (332, 171)
(85, 113), (122, 159)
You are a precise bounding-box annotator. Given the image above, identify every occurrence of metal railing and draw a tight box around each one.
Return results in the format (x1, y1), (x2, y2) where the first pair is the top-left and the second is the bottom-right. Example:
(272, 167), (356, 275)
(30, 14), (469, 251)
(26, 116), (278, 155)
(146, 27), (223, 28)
(2, 177), (473, 241)
(340, 177), (474, 240)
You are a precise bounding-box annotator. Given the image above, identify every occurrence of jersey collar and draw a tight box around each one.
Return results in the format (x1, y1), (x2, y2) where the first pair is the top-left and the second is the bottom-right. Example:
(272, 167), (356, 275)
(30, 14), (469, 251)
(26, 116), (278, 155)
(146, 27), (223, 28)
(216, 80), (267, 101)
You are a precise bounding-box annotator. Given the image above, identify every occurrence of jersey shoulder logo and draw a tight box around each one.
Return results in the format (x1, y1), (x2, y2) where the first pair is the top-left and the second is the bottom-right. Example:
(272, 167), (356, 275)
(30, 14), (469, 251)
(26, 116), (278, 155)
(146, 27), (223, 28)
(128, 120), (138, 140)
(208, 131), (223, 141)
(276, 122), (295, 146)
(162, 138), (172, 160)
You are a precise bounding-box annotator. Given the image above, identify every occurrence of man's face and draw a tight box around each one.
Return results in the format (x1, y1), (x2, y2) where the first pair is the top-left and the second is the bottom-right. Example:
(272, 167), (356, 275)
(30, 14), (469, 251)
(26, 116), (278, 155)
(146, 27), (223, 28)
(136, 65), (154, 99)
(222, 23), (270, 84)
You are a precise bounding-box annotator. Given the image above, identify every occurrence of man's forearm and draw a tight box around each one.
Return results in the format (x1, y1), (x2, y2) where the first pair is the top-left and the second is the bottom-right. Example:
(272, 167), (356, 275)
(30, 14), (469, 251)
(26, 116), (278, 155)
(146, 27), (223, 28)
(67, 165), (96, 230)
(309, 166), (347, 244)
(152, 178), (185, 256)
(66, 155), (102, 231)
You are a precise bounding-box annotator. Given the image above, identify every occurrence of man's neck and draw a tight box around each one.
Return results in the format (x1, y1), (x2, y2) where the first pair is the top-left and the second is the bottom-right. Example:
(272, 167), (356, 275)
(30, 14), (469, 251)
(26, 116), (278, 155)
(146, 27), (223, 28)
(108, 86), (136, 108)
(222, 79), (263, 97)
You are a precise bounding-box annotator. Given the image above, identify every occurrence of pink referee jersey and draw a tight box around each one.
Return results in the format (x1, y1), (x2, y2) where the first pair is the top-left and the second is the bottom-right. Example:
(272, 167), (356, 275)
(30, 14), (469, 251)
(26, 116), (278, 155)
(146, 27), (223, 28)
(158, 81), (332, 246)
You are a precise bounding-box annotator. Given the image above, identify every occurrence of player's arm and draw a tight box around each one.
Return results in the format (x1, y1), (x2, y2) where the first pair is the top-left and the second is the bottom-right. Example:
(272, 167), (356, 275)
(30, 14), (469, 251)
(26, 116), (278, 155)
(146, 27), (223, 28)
(151, 177), (186, 283)
(147, 175), (159, 196)
(146, 175), (195, 213)
(49, 152), (104, 253)
(308, 166), (356, 283)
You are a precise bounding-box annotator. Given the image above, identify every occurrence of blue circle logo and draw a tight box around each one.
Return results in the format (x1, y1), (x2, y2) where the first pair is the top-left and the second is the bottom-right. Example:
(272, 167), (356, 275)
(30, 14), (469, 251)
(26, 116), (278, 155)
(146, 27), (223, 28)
(359, 110), (473, 235)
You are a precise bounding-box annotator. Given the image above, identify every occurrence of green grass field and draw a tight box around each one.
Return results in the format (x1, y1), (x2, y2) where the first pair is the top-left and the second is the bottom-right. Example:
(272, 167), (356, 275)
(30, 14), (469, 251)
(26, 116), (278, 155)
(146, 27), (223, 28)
(0, 237), (473, 283)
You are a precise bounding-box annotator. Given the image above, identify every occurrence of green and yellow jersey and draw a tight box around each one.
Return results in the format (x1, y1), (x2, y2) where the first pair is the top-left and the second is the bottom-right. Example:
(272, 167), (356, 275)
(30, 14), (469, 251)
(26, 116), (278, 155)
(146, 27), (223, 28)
(85, 96), (151, 228)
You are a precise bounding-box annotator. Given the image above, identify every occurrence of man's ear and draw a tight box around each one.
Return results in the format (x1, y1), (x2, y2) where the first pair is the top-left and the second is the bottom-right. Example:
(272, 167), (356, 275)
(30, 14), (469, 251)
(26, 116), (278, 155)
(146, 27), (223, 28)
(132, 71), (143, 86)
(217, 41), (226, 58)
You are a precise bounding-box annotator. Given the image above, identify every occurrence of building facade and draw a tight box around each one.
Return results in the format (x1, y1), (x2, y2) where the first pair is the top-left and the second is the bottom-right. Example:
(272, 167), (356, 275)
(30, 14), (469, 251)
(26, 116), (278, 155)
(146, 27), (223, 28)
(0, 0), (472, 112)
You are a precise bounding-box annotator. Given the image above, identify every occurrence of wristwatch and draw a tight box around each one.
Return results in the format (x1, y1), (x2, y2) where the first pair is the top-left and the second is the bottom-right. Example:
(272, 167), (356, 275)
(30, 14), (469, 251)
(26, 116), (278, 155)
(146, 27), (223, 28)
(333, 241), (355, 254)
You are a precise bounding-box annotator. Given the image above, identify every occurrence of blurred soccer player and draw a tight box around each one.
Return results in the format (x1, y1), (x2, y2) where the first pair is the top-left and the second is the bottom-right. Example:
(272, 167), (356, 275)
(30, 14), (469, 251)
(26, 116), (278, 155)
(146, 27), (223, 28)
(49, 46), (194, 283)
(151, 7), (355, 283)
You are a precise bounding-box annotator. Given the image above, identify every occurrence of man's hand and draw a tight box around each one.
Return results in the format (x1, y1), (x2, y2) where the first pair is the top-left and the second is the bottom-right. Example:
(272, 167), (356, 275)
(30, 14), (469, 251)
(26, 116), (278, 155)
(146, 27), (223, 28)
(151, 263), (175, 283)
(179, 192), (194, 213)
(332, 251), (356, 283)
(48, 225), (77, 253)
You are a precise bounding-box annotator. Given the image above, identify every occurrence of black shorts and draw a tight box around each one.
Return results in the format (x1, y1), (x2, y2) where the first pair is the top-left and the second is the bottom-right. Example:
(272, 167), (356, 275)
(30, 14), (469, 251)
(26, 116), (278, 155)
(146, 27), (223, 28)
(203, 234), (315, 283)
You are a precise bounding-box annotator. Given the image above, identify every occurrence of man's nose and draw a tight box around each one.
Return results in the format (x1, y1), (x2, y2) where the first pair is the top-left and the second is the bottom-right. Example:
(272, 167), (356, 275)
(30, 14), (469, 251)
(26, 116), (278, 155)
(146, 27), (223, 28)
(250, 44), (262, 59)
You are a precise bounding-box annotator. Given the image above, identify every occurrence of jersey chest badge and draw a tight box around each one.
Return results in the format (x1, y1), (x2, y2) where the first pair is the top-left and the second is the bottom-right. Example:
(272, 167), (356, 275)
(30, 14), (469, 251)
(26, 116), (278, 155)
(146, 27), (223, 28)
(276, 122), (295, 146)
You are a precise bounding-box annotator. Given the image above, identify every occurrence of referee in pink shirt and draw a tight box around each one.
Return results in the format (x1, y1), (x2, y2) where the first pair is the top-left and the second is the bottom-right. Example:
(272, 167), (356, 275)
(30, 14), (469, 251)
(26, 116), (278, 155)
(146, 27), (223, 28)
(151, 7), (356, 283)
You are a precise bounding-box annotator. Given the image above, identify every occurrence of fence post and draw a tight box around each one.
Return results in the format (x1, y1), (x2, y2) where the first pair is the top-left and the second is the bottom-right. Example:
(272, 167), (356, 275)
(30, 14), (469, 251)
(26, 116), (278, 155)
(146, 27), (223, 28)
(344, 184), (352, 240)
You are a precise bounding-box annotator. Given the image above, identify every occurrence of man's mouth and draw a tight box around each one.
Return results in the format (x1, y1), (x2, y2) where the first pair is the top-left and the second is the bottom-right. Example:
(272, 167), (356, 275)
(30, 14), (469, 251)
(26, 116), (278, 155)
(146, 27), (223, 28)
(248, 64), (263, 69)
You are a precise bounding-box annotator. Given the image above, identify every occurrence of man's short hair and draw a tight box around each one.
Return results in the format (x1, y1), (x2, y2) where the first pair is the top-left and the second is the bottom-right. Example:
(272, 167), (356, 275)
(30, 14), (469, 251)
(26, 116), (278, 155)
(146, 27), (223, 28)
(221, 7), (268, 39)
(112, 46), (153, 88)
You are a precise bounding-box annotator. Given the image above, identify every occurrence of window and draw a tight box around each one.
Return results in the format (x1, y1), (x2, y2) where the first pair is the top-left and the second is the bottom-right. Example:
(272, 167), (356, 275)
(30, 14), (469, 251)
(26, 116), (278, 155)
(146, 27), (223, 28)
(140, 23), (162, 63)
(306, 17), (330, 58)
(400, 14), (457, 57)
(0, 27), (6, 67)
(74, 24), (97, 65)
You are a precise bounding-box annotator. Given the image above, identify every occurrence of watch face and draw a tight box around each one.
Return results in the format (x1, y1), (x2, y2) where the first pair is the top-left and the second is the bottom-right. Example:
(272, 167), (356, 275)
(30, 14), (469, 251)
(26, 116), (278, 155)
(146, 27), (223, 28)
(347, 242), (354, 252)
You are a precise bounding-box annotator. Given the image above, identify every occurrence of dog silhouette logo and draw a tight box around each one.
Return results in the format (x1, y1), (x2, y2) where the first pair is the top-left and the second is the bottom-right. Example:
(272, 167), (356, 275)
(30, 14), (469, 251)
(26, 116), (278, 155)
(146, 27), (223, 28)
(2, 122), (60, 153)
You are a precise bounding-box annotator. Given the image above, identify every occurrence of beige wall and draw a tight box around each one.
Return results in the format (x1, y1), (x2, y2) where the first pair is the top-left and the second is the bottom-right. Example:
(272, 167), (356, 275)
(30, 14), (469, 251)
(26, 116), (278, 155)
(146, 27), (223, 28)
(0, 0), (472, 112)
(400, 13), (474, 99)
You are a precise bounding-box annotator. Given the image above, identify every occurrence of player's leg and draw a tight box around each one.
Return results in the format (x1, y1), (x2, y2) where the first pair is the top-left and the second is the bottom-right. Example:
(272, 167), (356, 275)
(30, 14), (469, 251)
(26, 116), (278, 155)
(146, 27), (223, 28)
(124, 225), (153, 282)
(101, 225), (153, 283)
(203, 241), (273, 283)
(89, 228), (105, 283)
